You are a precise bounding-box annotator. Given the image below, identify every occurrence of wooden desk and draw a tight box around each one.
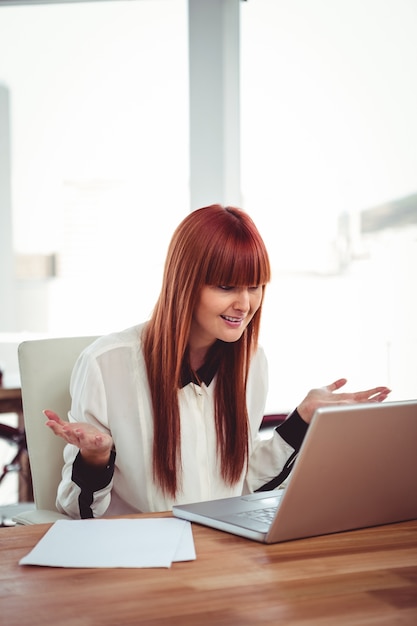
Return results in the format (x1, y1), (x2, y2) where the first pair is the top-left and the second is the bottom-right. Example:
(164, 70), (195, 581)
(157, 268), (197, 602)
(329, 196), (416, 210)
(0, 386), (33, 502)
(1, 516), (416, 625)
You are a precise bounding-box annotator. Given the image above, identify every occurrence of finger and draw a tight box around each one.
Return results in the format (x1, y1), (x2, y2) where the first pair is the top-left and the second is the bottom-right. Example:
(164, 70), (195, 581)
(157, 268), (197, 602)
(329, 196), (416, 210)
(43, 409), (64, 425)
(45, 421), (63, 437)
(364, 388), (391, 403)
(45, 421), (76, 445)
(326, 378), (347, 392)
(354, 386), (391, 401)
(94, 434), (105, 448)
(70, 427), (89, 446)
(374, 393), (390, 402)
(73, 428), (106, 450)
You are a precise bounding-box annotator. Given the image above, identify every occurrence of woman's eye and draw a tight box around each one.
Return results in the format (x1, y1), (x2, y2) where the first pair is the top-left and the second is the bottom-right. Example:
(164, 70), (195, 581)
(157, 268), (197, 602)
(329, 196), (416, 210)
(218, 285), (261, 292)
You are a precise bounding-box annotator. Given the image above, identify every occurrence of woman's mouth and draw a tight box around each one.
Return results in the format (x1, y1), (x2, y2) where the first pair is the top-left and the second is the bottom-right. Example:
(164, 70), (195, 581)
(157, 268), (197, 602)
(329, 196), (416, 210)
(221, 315), (244, 327)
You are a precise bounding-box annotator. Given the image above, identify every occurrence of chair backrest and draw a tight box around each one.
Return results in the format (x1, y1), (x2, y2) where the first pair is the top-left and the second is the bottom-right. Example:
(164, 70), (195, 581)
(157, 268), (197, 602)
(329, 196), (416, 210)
(18, 336), (98, 512)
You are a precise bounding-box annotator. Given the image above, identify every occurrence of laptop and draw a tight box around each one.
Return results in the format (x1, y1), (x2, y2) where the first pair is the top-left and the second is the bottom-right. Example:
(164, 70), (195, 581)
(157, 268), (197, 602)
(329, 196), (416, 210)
(173, 400), (417, 543)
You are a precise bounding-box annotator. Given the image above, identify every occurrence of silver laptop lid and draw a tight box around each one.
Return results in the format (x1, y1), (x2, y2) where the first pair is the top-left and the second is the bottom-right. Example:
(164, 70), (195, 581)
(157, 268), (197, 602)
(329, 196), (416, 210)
(266, 399), (417, 542)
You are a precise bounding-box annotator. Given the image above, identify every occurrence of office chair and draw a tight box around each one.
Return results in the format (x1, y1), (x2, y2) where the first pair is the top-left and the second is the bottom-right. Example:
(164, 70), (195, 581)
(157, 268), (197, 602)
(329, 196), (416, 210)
(14, 335), (98, 525)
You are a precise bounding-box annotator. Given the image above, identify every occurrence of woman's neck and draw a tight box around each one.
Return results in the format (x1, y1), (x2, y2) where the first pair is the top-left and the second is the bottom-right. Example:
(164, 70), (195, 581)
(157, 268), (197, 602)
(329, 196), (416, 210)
(189, 347), (208, 372)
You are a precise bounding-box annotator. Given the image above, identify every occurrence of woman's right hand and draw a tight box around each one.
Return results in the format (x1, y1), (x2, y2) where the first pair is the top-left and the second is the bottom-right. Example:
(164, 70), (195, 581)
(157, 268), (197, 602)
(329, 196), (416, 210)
(44, 409), (114, 467)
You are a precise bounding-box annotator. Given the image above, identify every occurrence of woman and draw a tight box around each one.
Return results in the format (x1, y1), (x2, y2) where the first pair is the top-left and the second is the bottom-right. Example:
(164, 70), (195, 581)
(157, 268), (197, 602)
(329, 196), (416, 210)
(45, 205), (390, 519)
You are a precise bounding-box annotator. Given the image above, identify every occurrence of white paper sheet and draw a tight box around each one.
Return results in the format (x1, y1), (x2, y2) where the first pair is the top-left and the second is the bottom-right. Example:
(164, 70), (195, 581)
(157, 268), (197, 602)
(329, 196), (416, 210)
(19, 518), (196, 568)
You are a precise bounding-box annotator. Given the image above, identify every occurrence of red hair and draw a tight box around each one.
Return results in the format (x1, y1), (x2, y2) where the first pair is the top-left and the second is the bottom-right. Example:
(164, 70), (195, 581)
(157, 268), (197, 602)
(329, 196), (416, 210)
(143, 205), (271, 497)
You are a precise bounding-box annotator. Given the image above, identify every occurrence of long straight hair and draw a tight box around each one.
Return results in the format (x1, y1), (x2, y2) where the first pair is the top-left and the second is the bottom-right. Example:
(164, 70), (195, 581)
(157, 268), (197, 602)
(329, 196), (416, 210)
(143, 205), (271, 497)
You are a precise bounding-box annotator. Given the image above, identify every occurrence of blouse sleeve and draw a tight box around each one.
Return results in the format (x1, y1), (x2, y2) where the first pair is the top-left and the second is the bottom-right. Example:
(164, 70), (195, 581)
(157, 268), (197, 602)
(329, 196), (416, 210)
(250, 410), (308, 492)
(56, 348), (114, 519)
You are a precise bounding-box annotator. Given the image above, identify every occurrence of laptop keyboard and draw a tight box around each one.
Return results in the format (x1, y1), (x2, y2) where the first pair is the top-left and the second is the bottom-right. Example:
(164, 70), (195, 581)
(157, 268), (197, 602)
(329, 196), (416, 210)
(235, 506), (277, 526)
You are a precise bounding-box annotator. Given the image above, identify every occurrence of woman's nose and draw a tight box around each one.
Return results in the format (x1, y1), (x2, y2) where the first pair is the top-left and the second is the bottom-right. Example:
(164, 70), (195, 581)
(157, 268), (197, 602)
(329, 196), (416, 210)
(234, 288), (250, 311)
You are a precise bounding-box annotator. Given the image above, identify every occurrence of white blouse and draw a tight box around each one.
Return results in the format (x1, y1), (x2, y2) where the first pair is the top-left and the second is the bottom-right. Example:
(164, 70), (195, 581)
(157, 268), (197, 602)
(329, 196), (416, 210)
(56, 323), (296, 518)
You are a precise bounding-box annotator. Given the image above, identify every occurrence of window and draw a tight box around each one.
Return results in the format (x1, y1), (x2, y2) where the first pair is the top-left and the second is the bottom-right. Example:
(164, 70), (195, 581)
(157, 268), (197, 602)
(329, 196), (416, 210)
(0, 0), (189, 334)
(1, 0), (415, 413)
(241, 0), (417, 409)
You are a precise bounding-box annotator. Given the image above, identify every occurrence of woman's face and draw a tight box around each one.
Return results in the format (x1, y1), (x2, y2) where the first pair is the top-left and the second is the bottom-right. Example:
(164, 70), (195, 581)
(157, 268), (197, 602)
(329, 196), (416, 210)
(189, 284), (263, 352)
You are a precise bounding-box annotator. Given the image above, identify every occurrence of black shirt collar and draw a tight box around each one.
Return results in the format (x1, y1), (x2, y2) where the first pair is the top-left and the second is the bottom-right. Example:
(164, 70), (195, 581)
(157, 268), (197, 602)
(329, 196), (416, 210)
(180, 345), (220, 388)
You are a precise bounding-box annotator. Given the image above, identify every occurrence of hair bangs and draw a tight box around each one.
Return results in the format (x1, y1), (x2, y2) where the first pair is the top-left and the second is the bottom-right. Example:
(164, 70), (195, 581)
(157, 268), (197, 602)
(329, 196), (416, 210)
(204, 230), (271, 288)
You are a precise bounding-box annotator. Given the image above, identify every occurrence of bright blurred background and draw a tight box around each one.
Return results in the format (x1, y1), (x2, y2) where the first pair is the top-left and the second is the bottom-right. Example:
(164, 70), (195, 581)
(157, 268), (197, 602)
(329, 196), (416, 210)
(1, 0), (416, 504)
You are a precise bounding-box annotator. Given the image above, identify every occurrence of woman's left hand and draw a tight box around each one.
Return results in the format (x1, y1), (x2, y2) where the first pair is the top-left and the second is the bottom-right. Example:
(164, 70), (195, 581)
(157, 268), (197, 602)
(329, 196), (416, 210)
(297, 378), (391, 424)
